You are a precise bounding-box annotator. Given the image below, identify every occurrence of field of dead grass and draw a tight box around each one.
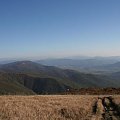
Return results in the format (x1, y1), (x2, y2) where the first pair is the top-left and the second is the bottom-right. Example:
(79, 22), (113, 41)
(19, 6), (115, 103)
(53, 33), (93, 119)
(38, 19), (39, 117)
(0, 95), (98, 120)
(0, 95), (120, 120)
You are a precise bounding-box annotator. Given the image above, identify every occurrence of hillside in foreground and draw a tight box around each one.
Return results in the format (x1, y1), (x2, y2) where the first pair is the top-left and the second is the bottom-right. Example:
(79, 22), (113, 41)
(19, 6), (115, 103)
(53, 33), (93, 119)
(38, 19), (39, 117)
(0, 61), (120, 95)
(0, 95), (120, 120)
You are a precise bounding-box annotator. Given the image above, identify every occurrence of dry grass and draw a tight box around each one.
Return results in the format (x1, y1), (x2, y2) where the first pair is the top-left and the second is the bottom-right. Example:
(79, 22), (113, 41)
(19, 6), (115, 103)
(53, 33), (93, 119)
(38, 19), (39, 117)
(0, 95), (98, 120)
(1, 95), (120, 120)
(112, 95), (120, 104)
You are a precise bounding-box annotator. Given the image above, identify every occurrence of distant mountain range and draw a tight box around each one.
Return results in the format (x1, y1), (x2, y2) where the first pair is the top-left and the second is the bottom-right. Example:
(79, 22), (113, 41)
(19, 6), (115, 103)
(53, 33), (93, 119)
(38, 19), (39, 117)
(36, 58), (120, 73)
(1, 56), (120, 74)
(37, 58), (118, 68)
(0, 60), (120, 95)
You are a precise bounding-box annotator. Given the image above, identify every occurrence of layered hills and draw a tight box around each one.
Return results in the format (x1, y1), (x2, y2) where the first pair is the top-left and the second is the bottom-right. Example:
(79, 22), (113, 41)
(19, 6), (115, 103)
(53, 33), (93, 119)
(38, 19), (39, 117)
(0, 61), (119, 95)
(37, 58), (120, 73)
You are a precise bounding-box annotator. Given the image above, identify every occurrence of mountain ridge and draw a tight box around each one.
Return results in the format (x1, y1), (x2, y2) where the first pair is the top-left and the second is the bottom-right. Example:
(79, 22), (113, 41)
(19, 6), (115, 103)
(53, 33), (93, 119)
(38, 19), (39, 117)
(0, 61), (119, 95)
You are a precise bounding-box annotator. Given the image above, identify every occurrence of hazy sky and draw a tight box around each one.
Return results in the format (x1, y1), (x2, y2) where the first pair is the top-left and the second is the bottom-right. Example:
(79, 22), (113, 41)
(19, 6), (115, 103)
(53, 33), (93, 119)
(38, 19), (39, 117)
(0, 0), (120, 59)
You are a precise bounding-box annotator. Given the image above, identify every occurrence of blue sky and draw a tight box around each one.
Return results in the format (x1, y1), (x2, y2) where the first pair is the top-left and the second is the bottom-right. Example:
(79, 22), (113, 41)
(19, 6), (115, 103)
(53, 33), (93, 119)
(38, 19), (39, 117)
(0, 0), (120, 59)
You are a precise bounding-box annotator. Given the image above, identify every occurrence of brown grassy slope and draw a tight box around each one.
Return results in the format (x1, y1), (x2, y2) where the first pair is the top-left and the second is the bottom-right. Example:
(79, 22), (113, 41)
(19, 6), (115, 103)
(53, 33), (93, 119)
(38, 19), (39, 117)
(0, 95), (97, 120)
(64, 88), (120, 95)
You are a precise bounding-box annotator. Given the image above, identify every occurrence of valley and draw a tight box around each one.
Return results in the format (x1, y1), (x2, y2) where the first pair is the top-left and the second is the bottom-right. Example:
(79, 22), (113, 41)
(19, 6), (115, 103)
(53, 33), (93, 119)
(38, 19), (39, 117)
(0, 61), (120, 95)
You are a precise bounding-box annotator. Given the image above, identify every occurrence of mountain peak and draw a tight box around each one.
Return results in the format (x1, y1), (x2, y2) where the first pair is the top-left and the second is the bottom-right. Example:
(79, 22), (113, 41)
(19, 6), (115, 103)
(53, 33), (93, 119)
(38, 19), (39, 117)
(3, 61), (38, 66)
